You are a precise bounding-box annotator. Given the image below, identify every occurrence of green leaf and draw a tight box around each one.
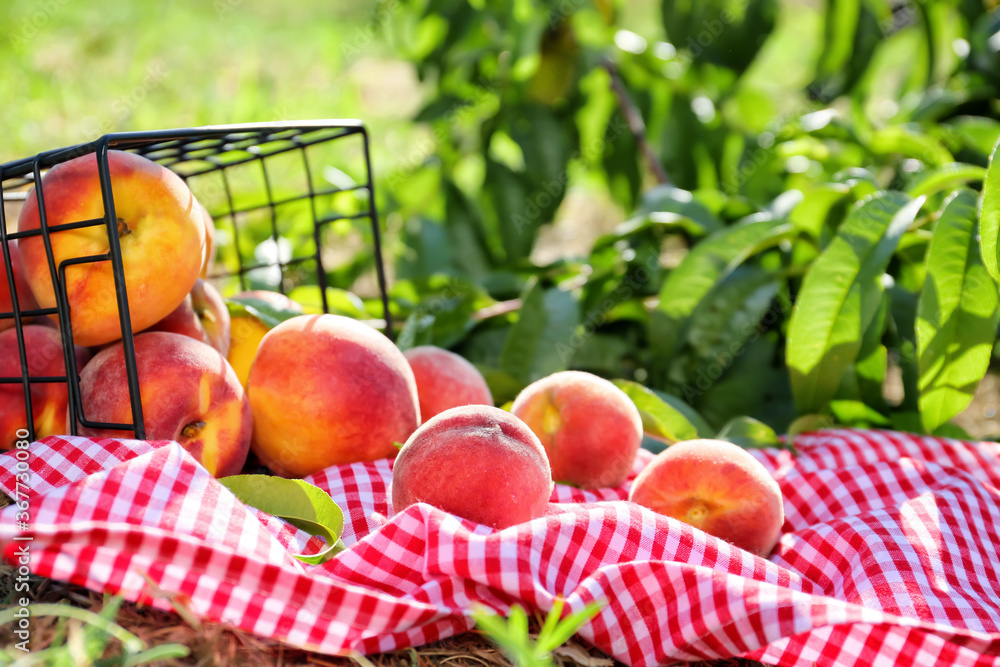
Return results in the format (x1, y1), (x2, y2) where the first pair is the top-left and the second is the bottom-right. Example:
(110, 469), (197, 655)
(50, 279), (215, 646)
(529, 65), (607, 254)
(510, 102), (574, 196)
(788, 183), (851, 241)
(651, 217), (794, 371)
(396, 312), (435, 351)
(650, 388), (714, 438)
(932, 422), (973, 440)
(536, 599), (604, 652)
(482, 159), (540, 264)
(917, 189), (1000, 432)
(690, 333), (794, 433)
(396, 216), (456, 281)
(226, 296), (303, 330)
(854, 289), (891, 409)
(471, 598), (602, 667)
(889, 285), (921, 411)
(979, 137), (1000, 283)
(286, 286), (370, 318)
(612, 380), (699, 444)
(817, 0), (861, 77)
(828, 400), (891, 427)
(908, 163), (988, 199)
(715, 416), (781, 449)
(890, 411), (923, 434)
(869, 126), (954, 168)
(218, 475), (346, 565)
(391, 276), (493, 349)
(686, 265), (783, 362)
(622, 184), (723, 237)
(474, 365), (524, 407)
(787, 192), (925, 414)
(662, 0), (777, 72)
(945, 116), (1000, 157)
(786, 414), (834, 452)
(569, 333), (631, 376)
(499, 280), (580, 385)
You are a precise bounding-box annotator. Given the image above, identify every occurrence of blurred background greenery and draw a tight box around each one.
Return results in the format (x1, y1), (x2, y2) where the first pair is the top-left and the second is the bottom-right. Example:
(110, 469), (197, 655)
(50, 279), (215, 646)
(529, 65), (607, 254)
(4, 0), (1000, 441)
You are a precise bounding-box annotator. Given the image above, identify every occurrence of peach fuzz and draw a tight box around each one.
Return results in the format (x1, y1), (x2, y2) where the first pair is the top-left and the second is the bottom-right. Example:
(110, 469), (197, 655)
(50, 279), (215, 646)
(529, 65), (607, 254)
(0, 325), (90, 448)
(247, 314), (420, 477)
(227, 290), (303, 389)
(403, 345), (493, 421)
(78, 332), (251, 477)
(510, 370), (642, 489)
(17, 150), (205, 347)
(628, 439), (784, 558)
(391, 405), (553, 529)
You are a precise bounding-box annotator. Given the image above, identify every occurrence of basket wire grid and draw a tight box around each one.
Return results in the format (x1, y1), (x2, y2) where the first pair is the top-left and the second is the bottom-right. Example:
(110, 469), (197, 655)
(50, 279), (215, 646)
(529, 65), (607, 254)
(0, 120), (392, 443)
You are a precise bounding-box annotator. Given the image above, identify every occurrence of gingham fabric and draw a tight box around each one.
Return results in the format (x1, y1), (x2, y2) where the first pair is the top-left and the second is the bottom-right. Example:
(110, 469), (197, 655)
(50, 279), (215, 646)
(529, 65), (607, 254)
(2, 429), (999, 666)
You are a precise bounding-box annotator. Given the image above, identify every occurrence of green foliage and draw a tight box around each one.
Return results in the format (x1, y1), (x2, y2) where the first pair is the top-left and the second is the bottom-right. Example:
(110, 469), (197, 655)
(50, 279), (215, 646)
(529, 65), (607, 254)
(716, 416), (782, 450)
(385, 0), (1000, 438)
(472, 599), (603, 667)
(613, 379), (700, 443)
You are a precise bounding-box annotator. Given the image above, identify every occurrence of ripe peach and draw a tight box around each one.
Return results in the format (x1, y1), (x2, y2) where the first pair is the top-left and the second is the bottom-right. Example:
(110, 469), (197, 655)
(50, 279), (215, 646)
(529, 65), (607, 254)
(247, 314), (420, 477)
(0, 241), (39, 332)
(147, 278), (230, 356)
(403, 346), (493, 421)
(510, 371), (642, 489)
(0, 325), (90, 448)
(78, 332), (251, 477)
(628, 439), (784, 558)
(227, 290), (303, 389)
(391, 405), (553, 529)
(17, 150), (205, 346)
(197, 201), (216, 279)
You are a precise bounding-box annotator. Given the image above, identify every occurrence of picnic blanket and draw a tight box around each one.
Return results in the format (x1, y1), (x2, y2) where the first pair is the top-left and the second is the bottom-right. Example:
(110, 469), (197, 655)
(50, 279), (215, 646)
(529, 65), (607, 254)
(1, 429), (999, 666)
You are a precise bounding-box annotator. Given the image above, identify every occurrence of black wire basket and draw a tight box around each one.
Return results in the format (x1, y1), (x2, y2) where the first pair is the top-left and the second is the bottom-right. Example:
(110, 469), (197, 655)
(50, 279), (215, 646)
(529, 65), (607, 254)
(0, 120), (392, 443)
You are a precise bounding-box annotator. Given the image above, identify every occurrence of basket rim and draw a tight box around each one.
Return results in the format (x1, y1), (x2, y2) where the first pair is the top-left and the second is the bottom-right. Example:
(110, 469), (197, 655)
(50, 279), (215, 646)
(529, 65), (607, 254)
(0, 119), (368, 182)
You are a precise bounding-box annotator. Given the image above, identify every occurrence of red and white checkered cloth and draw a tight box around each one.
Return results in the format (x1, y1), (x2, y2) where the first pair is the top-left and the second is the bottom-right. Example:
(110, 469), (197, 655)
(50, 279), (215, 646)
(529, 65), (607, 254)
(2, 429), (1000, 666)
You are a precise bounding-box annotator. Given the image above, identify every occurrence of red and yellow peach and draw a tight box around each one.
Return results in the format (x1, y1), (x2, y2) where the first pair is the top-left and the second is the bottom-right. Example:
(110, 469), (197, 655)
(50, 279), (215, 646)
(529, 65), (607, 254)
(17, 150), (205, 346)
(628, 438), (784, 557)
(403, 345), (493, 421)
(78, 331), (251, 477)
(247, 314), (420, 477)
(511, 370), (642, 489)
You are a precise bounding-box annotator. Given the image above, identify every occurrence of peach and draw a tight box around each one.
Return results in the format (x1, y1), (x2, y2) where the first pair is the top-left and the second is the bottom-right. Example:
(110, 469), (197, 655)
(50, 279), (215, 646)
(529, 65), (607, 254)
(510, 371), (642, 489)
(628, 439), (784, 558)
(0, 241), (39, 332)
(0, 325), (90, 448)
(17, 150), (205, 346)
(391, 405), (553, 529)
(403, 346), (493, 421)
(147, 278), (230, 356)
(78, 332), (251, 477)
(227, 290), (303, 389)
(197, 200), (216, 279)
(247, 314), (420, 477)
